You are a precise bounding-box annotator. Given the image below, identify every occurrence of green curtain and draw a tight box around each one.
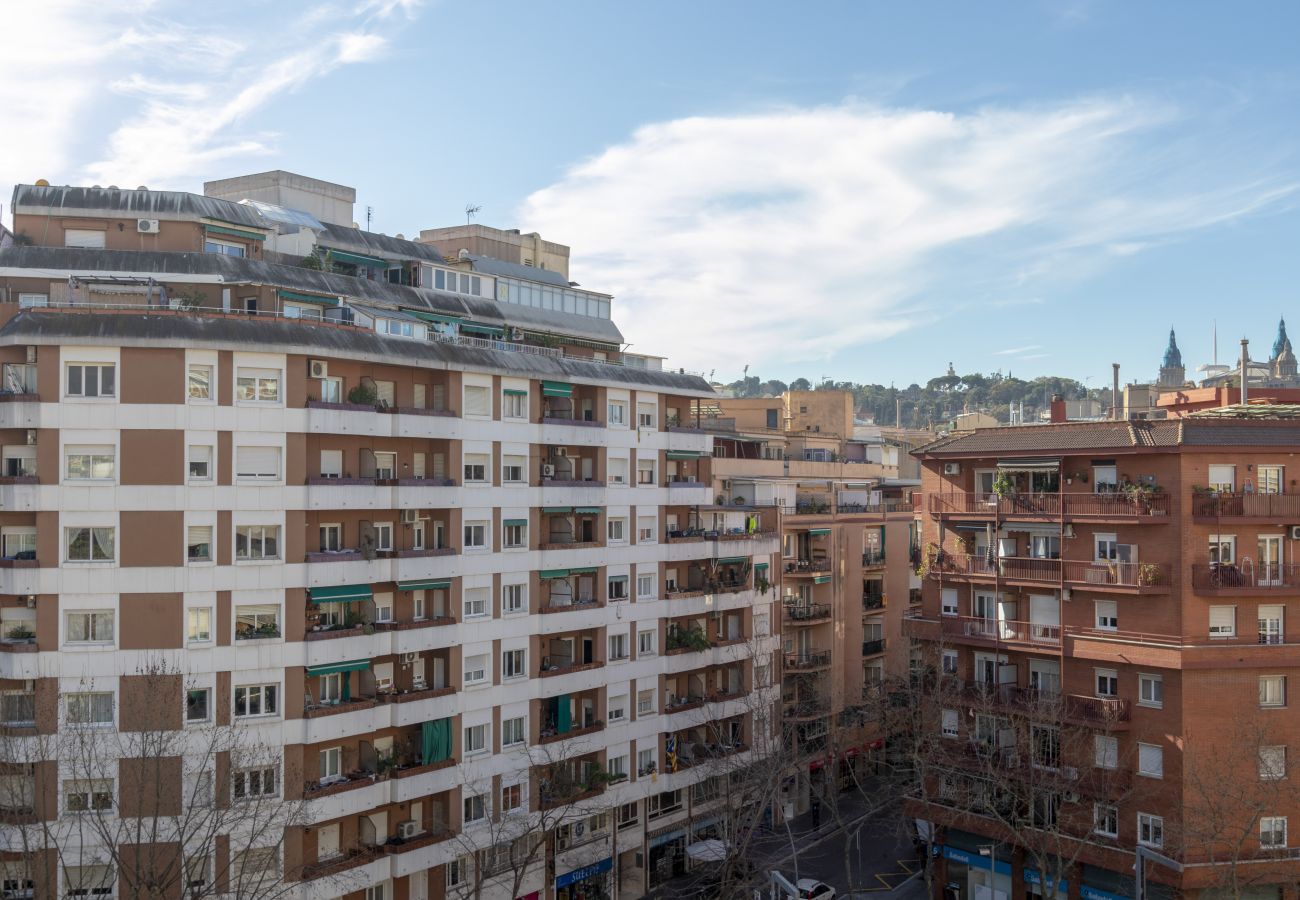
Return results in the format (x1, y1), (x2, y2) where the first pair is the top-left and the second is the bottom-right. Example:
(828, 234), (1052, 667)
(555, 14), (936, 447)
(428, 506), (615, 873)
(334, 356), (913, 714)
(557, 694), (572, 733)
(342, 675), (351, 702)
(422, 718), (452, 765)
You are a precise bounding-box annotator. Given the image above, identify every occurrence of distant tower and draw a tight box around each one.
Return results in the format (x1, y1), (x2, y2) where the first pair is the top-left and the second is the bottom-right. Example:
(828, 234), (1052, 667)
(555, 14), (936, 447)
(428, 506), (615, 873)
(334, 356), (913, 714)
(1274, 337), (1297, 381)
(1272, 317), (1290, 362)
(1157, 328), (1185, 388)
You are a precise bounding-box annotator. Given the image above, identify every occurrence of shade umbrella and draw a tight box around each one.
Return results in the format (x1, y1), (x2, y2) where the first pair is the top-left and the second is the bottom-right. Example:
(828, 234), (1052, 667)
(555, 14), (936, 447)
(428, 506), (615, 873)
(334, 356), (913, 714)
(685, 839), (729, 862)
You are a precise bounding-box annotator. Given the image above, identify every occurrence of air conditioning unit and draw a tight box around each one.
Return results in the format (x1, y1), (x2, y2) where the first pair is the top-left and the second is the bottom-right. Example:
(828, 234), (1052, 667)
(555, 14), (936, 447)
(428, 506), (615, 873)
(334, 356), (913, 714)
(400, 509), (419, 524)
(137, 219), (160, 234)
(397, 820), (420, 840)
(1063, 790), (1080, 804)
(1290, 525), (1300, 541)
(24, 430), (36, 446)
(400, 652), (418, 664)
(541, 464), (556, 477)
(308, 359), (328, 379)
(24, 596), (35, 609)
(22, 680), (34, 692)
(943, 462), (962, 475)
(554, 447), (569, 457)
(24, 346), (36, 364)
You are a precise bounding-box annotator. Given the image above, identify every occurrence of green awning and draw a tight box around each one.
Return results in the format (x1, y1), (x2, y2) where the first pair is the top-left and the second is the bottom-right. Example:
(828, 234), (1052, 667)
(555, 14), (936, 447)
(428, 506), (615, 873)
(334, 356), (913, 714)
(309, 584), (373, 603)
(461, 323), (505, 338)
(570, 566), (598, 574)
(503, 518), (528, 527)
(540, 569), (571, 579)
(398, 579), (450, 591)
(716, 556), (748, 565)
(575, 507), (603, 514)
(814, 575), (833, 584)
(541, 381), (573, 397)
(405, 309), (462, 326)
(503, 388), (528, 396)
(608, 575), (628, 583)
(326, 248), (389, 269)
(277, 289), (339, 307)
(755, 562), (770, 571)
(542, 507), (572, 514)
(306, 659), (371, 676)
(808, 528), (832, 536)
(205, 223), (267, 241)
(666, 450), (704, 460)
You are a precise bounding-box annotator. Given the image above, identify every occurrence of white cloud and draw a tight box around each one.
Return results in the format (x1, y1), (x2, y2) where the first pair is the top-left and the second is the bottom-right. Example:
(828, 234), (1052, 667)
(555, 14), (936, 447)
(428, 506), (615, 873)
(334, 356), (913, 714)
(994, 345), (1042, 356)
(519, 99), (1297, 373)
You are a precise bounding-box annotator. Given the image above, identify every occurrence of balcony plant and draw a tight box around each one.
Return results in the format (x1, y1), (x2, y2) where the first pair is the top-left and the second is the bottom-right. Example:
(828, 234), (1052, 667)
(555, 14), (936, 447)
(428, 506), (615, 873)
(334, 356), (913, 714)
(755, 574), (771, 595)
(3, 625), (34, 642)
(347, 383), (378, 406)
(991, 473), (1016, 499)
(666, 625), (712, 653)
(1138, 563), (1164, 586)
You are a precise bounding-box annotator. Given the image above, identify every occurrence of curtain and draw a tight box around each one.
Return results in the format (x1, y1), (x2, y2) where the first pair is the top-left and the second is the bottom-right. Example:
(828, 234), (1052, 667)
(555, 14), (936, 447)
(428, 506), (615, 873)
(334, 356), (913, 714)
(557, 695), (572, 734)
(422, 718), (452, 765)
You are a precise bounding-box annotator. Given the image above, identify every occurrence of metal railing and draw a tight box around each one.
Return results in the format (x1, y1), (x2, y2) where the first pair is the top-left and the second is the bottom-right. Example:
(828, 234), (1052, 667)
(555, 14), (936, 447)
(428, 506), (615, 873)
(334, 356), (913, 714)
(1191, 562), (1300, 591)
(1192, 492), (1300, 518)
(928, 491), (1170, 518)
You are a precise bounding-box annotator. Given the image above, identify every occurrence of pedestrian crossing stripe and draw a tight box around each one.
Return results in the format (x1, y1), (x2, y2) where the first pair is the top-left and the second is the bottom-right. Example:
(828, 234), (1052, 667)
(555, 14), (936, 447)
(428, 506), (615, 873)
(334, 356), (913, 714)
(856, 859), (920, 893)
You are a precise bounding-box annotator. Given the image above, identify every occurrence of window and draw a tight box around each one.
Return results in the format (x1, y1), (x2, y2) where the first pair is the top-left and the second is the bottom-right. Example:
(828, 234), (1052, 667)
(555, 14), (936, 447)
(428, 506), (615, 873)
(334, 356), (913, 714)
(235, 447), (280, 481)
(188, 445), (213, 481)
(502, 391), (527, 419)
(608, 400), (627, 426)
(66, 864), (115, 897)
(637, 689), (655, 716)
(1261, 745), (1287, 780)
(65, 527), (115, 562)
(609, 694), (628, 721)
(638, 630), (656, 656)
(66, 363), (116, 398)
(1095, 668), (1118, 698)
(463, 454), (488, 483)
(638, 748), (656, 775)
(464, 385), (490, 417)
(1095, 735), (1119, 769)
(464, 655), (488, 686)
(188, 364), (212, 401)
(187, 526), (213, 563)
(637, 572), (655, 598)
(1094, 804), (1119, 838)
(463, 791), (487, 822)
(503, 649), (526, 680)
(187, 607), (211, 643)
(1262, 675), (1287, 707)
(235, 525), (279, 560)
(373, 522), (393, 552)
(608, 754), (628, 779)
(235, 604), (279, 639)
(1032, 725), (1061, 769)
(608, 457), (628, 485)
(1208, 464), (1236, 493)
(0, 527), (33, 560)
(374, 451), (396, 480)
(608, 517), (626, 543)
(638, 516), (657, 543)
(234, 684), (278, 718)
(941, 588), (959, 617)
(502, 455), (525, 483)
(501, 782), (522, 812)
(447, 856), (473, 889)
(319, 747), (342, 782)
(66, 692), (113, 726)
(503, 521), (526, 549)
(1138, 742), (1164, 778)
(64, 228), (106, 248)
(65, 446), (115, 480)
(1139, 674), (1163, 708)
(942, 650), (959, 674)
(205, 237), (246, 256)
(232, 766), (278, 800)
(66, 611), (113, 644)
(608, 576), (628, 601)
(1210, 605), (1236, 638)
(756, 661), (771, 687)
(1095, 599), (1118, 631)
(186, 688), (210, 723)
(609, 633), (629, 661)
(638, 403), (656, 428)
(1138, 812), (1164, 848)
(1262, 816), (1288, 849)
(1260, 604), (1285, 645)
(320, 376), (342, 403)
(319, 449), (343, 479)
(502, 583), (525, 615)
(1210, 533), (1236, 565)
(236, 368), (280, 403)
(318, 524), (341, 552)
(463, 588), (488, 619)
(464, 725), (488, 756)
(502, 716), (525, 747)
(618, 802), (639, 829)
(636, 459), (656, 487)
(64, 779), (113, 813)
(941, 709), (958, 737)
(319, 672), (343, 704)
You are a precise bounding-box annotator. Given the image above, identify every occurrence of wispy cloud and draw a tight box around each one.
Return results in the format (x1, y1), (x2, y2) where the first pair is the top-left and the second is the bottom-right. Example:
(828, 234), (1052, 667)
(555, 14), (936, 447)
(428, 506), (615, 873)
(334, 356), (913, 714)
(994, 345), (1042, 356)
(0, 1), (422, 211)
(519, 98), (1297, 373)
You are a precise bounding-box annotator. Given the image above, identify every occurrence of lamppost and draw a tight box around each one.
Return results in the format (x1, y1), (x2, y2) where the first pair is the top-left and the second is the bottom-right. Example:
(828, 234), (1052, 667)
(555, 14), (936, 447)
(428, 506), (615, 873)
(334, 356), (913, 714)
(979, 845), (998, 899)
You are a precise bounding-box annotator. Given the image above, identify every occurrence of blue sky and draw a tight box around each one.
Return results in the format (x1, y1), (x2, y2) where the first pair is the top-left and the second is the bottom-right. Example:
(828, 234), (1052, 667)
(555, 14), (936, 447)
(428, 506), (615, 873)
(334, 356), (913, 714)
(4, 1), (1300, 387)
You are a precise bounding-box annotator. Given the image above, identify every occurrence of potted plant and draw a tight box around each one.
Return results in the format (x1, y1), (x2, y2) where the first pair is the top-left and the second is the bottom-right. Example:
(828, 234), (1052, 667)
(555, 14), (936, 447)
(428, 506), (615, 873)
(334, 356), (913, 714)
(1138, 563), (1163, 587)
(991, 473), (1016, 499)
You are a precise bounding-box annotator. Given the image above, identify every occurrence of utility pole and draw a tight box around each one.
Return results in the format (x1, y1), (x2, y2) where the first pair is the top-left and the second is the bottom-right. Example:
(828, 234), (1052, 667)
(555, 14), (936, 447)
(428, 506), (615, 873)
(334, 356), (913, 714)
(365, 205), (373, 232)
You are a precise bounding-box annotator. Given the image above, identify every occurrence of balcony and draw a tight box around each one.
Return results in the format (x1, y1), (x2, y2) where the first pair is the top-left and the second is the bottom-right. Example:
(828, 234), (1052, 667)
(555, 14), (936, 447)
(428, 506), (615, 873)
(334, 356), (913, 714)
(785, 649), (832, 670)
(1061, 560), (1171, 593)
(783, 602), (832, 624)
(863, 592), (885, 611)
(539, 659), (605, 678)
(928, 491), (1170, 521)
(784, 558), (832, 576)
(930, 614), (1061, 649)
(1192, 492), (1300, 521)
(1063, 694), (1131, 729)
(862, 639), (886, 657)
(862, 549), (886, 569)
(928, 553), (1170, 593)
(1191, 562), (1300, 595)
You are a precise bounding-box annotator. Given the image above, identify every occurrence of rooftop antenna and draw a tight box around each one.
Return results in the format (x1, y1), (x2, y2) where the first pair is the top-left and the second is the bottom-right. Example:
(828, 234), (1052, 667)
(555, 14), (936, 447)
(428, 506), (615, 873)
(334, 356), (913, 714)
(365, 205), (373, 232)
(465, 204), (481, 225)
(1213, 319), (1218, 366)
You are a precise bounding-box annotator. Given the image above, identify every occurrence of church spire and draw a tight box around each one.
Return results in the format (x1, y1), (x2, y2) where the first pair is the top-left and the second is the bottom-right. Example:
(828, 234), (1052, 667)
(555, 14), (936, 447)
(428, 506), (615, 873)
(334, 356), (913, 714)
(1162, 328), (1182, 370)
(1273, 316), (1289, 361)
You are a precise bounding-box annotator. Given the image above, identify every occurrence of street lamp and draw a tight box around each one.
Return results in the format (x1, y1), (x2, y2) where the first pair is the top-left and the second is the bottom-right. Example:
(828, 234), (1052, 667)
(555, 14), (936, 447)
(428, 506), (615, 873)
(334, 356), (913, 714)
(979, 845), (998, 899)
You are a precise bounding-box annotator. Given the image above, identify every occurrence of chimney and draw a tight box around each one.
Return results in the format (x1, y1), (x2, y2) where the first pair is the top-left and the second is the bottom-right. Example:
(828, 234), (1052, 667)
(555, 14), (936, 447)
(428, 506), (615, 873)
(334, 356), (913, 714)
(1049, 394), (1067, 423)
(1241, 337), (1250, 406)
(1111, 364), (1121, 420)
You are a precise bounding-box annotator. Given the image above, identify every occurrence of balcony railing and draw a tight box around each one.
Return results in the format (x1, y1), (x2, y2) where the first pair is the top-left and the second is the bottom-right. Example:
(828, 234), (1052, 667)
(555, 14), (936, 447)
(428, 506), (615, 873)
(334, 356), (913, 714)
(1064, 694), (1131, 726)
(783, 602), (832, 622)
(863, 593), (885, 610)
(785, 650), (832, 670)
(928, 492), (1170, 519)
(1192, 492), (1300, 519)
(936, 614), (1061, 647)
(862, 639), (886, 656)
(862, 549), (886, 567)
(929, 553), (1169, 590)
(1191, 562), (1300, 592)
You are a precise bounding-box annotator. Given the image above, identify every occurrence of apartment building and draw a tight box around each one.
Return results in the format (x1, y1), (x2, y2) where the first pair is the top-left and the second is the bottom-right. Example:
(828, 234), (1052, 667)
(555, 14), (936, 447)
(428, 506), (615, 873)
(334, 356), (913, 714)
(909, 411), (1300, 900)
(0, 181), (781, 899)
(702, 391), (919, 814)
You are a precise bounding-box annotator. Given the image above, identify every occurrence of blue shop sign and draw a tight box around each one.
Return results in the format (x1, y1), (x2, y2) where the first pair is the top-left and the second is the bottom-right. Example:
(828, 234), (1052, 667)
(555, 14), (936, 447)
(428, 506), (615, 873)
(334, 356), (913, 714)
(941, 846), (1013, 876)
(1081, 887), (1129, 900)
(1024, 869), (1069, 893)
(556, 857), (613, 889)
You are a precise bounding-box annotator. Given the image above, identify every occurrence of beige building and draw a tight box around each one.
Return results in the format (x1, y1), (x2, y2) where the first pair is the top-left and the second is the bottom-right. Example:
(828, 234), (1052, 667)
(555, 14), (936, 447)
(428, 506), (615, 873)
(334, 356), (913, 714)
(418, 225), (571, 280)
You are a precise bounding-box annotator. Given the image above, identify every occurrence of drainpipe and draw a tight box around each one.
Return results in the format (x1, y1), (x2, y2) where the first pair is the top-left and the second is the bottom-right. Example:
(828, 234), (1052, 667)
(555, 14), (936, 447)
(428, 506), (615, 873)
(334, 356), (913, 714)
(1111, 364), (1121, 420)
(1240, 338), (1250, 406)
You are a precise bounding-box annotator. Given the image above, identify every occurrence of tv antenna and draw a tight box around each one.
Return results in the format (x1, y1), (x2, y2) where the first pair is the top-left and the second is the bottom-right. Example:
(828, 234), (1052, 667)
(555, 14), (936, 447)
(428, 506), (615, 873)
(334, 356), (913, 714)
(465, 203), (481, 225)
(365, 205), (373, 231)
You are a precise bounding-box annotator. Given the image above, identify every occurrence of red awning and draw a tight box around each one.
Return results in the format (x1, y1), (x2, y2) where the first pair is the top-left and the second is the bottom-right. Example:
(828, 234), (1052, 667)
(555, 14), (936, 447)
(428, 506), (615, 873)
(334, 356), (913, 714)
(868, 738), (885, 750)
(808, 760), (825, 772)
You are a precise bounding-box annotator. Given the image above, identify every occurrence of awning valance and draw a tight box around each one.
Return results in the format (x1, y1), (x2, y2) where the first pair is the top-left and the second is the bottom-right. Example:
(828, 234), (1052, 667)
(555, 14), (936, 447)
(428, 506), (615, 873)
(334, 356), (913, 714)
(398, 579), (450, 591)
(461, 323), (505, 338)
(325, 248), (389, 269)
(205, 223), (267, 241)
(503, 388), (528, 397)
(570, 566), (598, 574)
(541, 506), (572, 514)
(716, 556), (748, 565)
(278, 289), (339, 307)
(503, 518), (528, 527)
(540, 569), (570, 579)
(996, 457), (1061, 472)
(755, 562), (770, 571)
(405, 309), (462, 326)
(813, 575), (833, 584)
(608, 575), (628, 583)
(666, 450), (704, 460)
(808, 527), (832, 536)
(541, 381), (573, 398)
(575, 507), (602, 514)
(306, 659), (371, 676)
(309, 584), (372, 603)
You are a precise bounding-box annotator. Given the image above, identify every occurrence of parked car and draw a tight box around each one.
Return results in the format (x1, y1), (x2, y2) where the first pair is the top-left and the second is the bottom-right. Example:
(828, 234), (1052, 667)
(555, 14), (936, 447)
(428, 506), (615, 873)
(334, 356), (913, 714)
(795, 879), (838, 900)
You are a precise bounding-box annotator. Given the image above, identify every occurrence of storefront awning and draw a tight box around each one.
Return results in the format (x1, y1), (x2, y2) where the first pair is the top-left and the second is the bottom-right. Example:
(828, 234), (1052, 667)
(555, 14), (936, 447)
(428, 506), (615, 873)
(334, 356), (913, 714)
(503, 518), (528, 527)
(540, 569), (570, 579)
(277, 289), (339, 307)
(541, 381), (573, 397)
(503, 388), (528, 397)
(309, 584), (372, 603)
(996, 457), (1060, 471)
(397, 579), (450, 591)
(808, 527), (832, 536)
(306, 659), (371, 676)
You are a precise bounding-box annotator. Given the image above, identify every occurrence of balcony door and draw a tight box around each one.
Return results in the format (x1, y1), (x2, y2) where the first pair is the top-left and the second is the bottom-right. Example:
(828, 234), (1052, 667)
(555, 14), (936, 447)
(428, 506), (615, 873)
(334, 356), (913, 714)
(1259, 466), (1284, 495)
(1259, 604), (1284, 645)
(1259, 536), (1284, 586)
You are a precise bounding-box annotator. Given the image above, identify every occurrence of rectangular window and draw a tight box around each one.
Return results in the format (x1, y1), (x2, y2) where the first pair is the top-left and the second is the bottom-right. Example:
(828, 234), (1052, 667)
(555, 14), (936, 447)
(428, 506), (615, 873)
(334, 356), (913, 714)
(1095, 599), (1118, 631)
(188, 364), (212, 401)
(502, 716), (525, 747)
(942, 650), (959, 674)
(608, 457), (628, 485)
(65, 527), (115, 562)
(64, 229), (106, 249)
(1210, 605), (1236, 638)
(66, 363), (116, 398)
(463, 792), (487, 821)
(608, 755), (628, 779)
(65, 446), (115, 480)
(373, 522), (393, 552)
(609, 633), (629, 661)
(234, 684), (278, 718)
(1138, 812), (1164, 848)
(501, 782), (523, 812)
(65, 691), (113, 726)
(235, 604), (279, 639)
(205, 237), (246, 257)
(235, 525), (279, 560)
(235, 446), (280, 481)
(187, 525), (213, 562)
(638, 748), (656, 775)
(187, 607), (211, 643)
(1208, 464), (1236, 493)
(318, 524), (341, 552)
(464, 655), (487, 686)
(1095, 735), (1119, 769)
(637, 459), (655, 484)
(1095, 668), (1118, 698)
(1138, 742), (1164, 778)
(1094, 804), (1119, 838)
(464, 724), (488, 755)
(320, 376), (342, 403)
(66, 611), (113, 644)
(1139, 674), (1163, 708)
(503, 522), (526, 549)
(64, 779), (113, 813)
(941, 709), (958, 737)
(638, 403), (656, 428)
(503, 649), (526, 680)
(232, 766), (278, 800)
(637, 573), (655, 598)
(374, 451), (396, 480)
(608, 577), (628, 601)
(637, 689), (655, 715)
(941, 588), (959, 617)
(1262, 675), (1287, 707)
(464, 385), (490, 417)
(319, 449), (343, 479)
(1261, 816), (1288, 849)
(1260, 604), (1285, 645)
(319, 747), (342, 782)
(186, 688), (210, 724)
(502, 392), (527, 419)
(638, 516), (657, 543)
(235, 368), (280, 403)
(189, 445), (213, 481)
(1210, 533), (1236, 565)
(638, 630), (656, 656)
(463, 522), (487, 550)
(502, 455), (526, 483)
(1261, 746), (1288, 780)
(502, 583), (525, 615)
(463, 453), (488, 483)
(463, 588), (488, 619)
(609, 694), (628, 721)
(608, 401), (626, 426)
(608, 518), (626, 543)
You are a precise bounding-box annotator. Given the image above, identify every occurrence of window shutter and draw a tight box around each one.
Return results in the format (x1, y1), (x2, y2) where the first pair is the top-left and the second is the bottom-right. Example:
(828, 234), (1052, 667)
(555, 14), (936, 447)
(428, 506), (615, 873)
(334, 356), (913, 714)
(320, 450), (343, 476)
(64, 230), (106, 249)
(375, 381), (395, 407)
(464, 386), (490, 416)
(1209, 606), (1236, 635)
(236, 446), (280, 478)
(1139, 743), (1163, 776)
(187, 526), (211, 545)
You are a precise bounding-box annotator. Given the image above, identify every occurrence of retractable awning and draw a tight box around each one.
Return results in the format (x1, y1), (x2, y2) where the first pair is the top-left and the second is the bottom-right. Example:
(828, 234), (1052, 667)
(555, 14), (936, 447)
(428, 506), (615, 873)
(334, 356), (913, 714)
(398, 578), (450, 591)
(542, 506), (572, 514)
(306, 659), (370, 676)
(461, 323), (505, 338)
(813, 575), (833, 584)
(405, 309), (462, 326)
(205, 223), (267, 241)
(808, 527), (832, 536)
(575, 507), (602, 514)
(570, 566), (598, 574)
(716, 556), (748, 565)
(541, 381), (573, 397)
(503, 518), (528, 527)
(504, 388), (528, 397)
(540, 569), (570, 579)
(666, 450), (704, 460)
(278, 289), (339, 307)
(325, 248), (388, 269)
(309, 584), (372, 603)
(996, 457), (1061, 471)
